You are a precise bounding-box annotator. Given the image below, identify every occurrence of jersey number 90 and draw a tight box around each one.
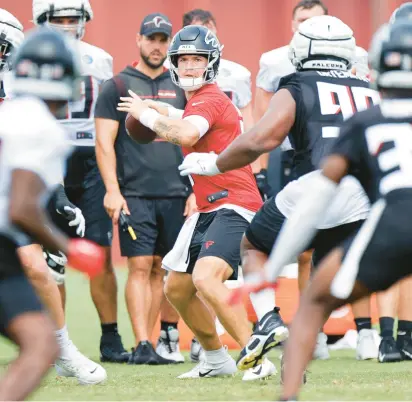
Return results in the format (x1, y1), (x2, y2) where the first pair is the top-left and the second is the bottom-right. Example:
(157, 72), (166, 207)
(317, 82), (380, 138)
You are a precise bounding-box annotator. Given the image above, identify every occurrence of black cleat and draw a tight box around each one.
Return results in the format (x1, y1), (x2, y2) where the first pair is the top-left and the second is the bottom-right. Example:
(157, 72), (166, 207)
(378, 336), (402, 363)
(397, 335), (412, 360)
(100, 332), (131, 363)
(128, 341), (175, 365)
(237, 307), (289, 370)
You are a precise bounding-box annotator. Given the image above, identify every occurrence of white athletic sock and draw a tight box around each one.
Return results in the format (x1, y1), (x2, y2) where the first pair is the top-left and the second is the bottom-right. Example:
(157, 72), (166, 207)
(55, 325), (72, 359)
(204, 347), (229, 365)
(250, 289), (276, 321)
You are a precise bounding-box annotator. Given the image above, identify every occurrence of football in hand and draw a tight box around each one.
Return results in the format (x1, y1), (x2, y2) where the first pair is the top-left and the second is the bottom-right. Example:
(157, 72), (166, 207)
(125, 114), (157, 144)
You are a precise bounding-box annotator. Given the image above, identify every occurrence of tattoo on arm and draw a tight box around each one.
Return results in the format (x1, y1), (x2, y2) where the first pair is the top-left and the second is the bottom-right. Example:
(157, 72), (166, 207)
(154, 119), (182, 145)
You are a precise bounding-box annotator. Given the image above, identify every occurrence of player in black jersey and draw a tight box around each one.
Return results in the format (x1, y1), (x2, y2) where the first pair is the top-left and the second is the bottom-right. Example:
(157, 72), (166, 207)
(179, 15), (380, 368)
(256, 19), (412, 399)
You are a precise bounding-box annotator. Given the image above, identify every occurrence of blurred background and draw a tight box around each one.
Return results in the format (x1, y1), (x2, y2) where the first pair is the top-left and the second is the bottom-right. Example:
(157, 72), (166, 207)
(2, 0), (407, 79)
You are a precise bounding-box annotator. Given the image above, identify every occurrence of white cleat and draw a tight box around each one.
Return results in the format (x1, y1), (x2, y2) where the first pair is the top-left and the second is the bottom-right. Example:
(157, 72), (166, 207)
(313, 332), (330, 360)
(178, 356), (237, 379)
(242, 357), (276, 381)
(156, 328), (185, 363)
(356, 329), (379, 360)
(55, 342), (107, 385)
(190, 338), (205, 363)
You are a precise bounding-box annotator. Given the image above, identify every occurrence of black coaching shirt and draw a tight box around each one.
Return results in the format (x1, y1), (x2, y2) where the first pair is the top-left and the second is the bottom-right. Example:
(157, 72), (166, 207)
(277, 70), (380, 179)
(94, 64), (190, 198)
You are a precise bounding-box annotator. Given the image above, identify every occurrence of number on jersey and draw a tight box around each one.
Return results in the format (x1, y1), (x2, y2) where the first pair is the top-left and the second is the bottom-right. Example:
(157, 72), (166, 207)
(366, 123), (412, 195)
(317, 82), (380, 138)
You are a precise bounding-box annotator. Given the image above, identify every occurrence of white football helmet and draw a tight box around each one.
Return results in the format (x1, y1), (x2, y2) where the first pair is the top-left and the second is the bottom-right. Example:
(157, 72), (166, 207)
(0, 9), (24, 72)
(32, 0), (93, 40)
(289, 15), (355, 71)
(352, 46), (369, 77)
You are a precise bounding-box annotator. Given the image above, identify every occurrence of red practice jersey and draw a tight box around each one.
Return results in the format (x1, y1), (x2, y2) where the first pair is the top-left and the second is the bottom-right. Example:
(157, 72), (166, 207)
(182, 83), (262, 213)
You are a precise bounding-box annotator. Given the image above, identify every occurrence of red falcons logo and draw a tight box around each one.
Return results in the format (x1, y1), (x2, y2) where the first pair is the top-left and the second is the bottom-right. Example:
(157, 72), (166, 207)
(204, 240), (215, 249)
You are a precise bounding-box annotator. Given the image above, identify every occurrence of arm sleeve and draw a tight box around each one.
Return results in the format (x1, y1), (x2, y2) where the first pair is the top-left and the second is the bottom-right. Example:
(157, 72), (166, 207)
(94, 78), (124, 121)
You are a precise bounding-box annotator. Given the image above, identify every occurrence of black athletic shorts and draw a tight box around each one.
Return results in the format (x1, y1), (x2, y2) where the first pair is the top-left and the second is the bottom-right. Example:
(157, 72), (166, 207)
(339, 193), (412, 295)
(0, 236), (43, 335)
(185, 208), (249, 280)
(119, 196), (186, 258)
(246, 197), (364, 266)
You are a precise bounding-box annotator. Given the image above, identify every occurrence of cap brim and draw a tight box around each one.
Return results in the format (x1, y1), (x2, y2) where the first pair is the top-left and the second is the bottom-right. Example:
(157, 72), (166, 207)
(141, 28), (171, 37)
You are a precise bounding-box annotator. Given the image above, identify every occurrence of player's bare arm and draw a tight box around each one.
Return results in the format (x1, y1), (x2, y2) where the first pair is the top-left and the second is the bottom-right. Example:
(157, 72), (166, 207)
(216, 89), (296, 172)
(9, 169), (69, 254)
(117, 90), (200, 147)
(95, 117), (130, 223)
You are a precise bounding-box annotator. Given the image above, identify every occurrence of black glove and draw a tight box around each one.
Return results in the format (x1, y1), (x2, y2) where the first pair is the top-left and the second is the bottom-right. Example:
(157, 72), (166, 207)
(254, 169), (268, 201)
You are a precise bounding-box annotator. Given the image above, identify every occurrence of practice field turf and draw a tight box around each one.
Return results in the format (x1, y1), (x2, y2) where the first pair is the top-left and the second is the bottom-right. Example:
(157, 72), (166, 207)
(1, 270), (412, 401)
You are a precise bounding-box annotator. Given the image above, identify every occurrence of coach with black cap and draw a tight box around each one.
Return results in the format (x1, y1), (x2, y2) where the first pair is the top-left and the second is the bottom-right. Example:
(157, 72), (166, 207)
(94, 12), (196, 365)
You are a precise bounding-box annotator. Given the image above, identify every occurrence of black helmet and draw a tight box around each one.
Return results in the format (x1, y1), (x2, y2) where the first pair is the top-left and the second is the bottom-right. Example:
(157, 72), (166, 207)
(390, 2), (412, 23)
(369, 19), (412, 90)
(11, 27), (81, 100)
(167, 25), (222, 90)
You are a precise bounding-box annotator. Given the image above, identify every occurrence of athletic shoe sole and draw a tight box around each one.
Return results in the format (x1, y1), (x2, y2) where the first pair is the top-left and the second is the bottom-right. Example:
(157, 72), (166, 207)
(237, 326), (289, 370)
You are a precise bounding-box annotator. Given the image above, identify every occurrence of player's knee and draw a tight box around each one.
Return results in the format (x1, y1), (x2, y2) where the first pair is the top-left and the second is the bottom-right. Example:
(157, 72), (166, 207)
(192, 269), (218, 295)
(151, 257), (166, 282)
(21, 258), (52, 288)
(164, 278), (183, 306)
(127, 257), (152, 280)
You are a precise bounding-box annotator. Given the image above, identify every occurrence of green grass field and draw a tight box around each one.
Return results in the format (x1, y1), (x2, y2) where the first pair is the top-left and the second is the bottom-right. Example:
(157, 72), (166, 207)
(1, 270), (412, 401)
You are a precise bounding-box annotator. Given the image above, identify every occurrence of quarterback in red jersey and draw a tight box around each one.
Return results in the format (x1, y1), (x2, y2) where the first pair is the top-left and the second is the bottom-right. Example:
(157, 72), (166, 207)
(117, 25), (265, 379)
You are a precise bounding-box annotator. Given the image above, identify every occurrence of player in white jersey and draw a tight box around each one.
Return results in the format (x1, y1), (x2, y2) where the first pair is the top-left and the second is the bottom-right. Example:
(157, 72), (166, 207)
(0, 7), (108, 386)
(0, 26), (107, 399)
(32, 0), (130, 363)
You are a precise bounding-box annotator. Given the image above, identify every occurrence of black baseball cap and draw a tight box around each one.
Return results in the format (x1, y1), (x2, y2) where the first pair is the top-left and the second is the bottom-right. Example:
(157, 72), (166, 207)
(140, 13), (172, 37)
